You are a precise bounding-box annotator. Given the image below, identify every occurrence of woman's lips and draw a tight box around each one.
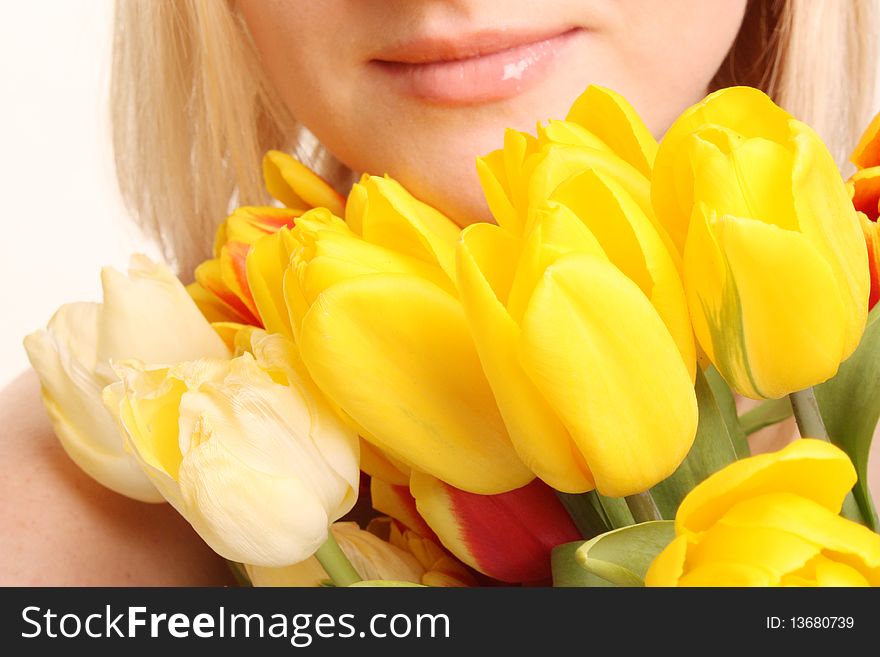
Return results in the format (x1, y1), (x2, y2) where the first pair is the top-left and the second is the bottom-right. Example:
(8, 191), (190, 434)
(369, 27), (585, 106)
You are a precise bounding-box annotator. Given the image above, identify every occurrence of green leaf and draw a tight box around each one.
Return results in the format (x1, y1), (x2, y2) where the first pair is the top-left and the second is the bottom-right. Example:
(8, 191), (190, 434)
(651, 368), (742, 518)
(705, 365), (750, 458)
(552, 521), (675, 587)
(814, 306), (880, 531)
(552, 541), (609, 587)
(739, 397), (793, 436)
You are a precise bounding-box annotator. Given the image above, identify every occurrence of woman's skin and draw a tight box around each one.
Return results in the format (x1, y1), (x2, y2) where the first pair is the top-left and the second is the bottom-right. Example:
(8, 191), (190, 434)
(238, 0), (747, 226)
(0, 371), (235, 585)
(0, 0), (789, 584)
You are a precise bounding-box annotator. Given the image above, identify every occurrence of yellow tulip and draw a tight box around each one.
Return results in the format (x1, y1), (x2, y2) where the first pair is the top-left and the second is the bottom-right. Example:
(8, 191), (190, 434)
(461, 179), (696, 496)
(23, 255), (229, 502)
(652, 87), (869, 399)
(103, 329), (360, 567)
(248, 176), (533, 495)
(245, 522), (425, 586)
(476, 86), (666, 246)
(646, 439), (880, 586)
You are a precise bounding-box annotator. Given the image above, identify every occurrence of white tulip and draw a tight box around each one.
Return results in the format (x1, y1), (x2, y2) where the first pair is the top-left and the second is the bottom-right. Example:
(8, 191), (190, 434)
(105, 330), (360, 566)
(23, 254), (229, 501)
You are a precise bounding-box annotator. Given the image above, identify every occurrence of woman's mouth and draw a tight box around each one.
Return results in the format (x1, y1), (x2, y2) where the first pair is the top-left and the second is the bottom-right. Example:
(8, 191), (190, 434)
(369, 27), (586, 106)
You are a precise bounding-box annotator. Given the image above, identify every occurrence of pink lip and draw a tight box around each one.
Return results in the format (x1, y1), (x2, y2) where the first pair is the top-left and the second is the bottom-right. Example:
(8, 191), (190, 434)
(369, 27), (585, 106)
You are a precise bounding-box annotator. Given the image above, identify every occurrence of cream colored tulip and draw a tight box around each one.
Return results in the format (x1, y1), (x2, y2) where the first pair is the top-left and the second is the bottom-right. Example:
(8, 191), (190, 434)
(105, 330), (360, 567)
(23, 255), (229, 502)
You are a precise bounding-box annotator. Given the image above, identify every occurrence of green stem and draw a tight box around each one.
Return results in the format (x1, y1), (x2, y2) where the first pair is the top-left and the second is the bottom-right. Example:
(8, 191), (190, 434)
(226, 560), (252, 587)
(624, 491), (662, 523)
(555, 491), (610, 538)
(314, 532), (361, 587)
(789, 387), (829, 440)
(739, 397), (794, 436)
(789, 387), (866, 526)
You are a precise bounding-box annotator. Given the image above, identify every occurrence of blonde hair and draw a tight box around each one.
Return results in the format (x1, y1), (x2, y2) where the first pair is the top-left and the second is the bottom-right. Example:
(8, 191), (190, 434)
(112, 0), (879, 277)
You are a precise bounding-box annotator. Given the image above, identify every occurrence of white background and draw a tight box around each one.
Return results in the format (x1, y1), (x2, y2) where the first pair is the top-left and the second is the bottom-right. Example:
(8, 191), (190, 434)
(0, 0), (158, 387)
(1, 2), (880, 387)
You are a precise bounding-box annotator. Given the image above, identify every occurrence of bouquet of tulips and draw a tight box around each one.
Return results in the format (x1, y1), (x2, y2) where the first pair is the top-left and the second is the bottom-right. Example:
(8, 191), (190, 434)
(26, 86), (880, 587)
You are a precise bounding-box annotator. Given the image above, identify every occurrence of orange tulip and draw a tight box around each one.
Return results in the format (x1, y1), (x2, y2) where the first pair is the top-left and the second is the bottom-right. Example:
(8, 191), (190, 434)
(189, 151), (345, 326)
(848, 110), (880, 309)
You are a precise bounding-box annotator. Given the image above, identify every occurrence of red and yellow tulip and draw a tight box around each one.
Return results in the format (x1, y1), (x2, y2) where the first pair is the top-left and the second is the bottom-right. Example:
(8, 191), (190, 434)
(189, 150), (345, 327)
(410, 472), (581, 583)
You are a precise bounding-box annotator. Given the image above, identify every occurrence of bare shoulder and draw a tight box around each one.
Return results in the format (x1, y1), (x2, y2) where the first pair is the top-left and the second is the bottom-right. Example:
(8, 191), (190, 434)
(0, 370), (234, 586)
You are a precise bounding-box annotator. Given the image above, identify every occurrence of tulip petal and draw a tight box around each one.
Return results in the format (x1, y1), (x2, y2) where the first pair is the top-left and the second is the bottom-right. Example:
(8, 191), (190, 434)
(565, 85), (658, 177)
(223, 206), (299, 244)
(383, 520), (478, 586)
(507, 203), (607, 324)
(674, 439), (856, 536)
(263, 150), (345, 216)
(715, 493), (880, 584)
(370, 478), (437, 539)
(246, 229), (298, 339)
(112, 352), (360, 567)
(24, 304), (163, 503)
(528, 145), (653, 220)
(99, 255), (231, 367)
(812, 557), (870, 587)
(700, 211), (848, 398)
(194, 258), (261, 326)
(344, 174), (369, 235)
(686, 518), (821, 580)
(538, 120), (608, 151)
(477, 151), (521, 233)
(457, 221), (594, 492)
(643, 534), (689, 586)
(860, 213), (880, 309)
(299, 273), (532, 494)
(851, 167), (880, 221)
(851, 111), (880, 169)
(220, 241), (258, 317)
(178, 434), (332, 566)
(549, 169), (695, 375)
(410, 472), (580, 583)
(676, 562), (775, 587)
(548, 170), (651, 292)
(187, 281), (252, 325)
(302, 229), (457, 303)
(503, 129), (541, 223)
(689, 129), (799, 232)
(518, 253), (697, 496)
(652, 86), (793, 253)
(357, 176), (461, 281)
(360, 440), (410, 487)
(791, 123), (869, 358)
